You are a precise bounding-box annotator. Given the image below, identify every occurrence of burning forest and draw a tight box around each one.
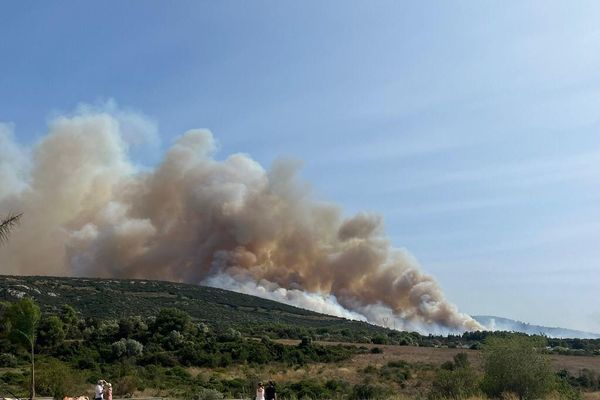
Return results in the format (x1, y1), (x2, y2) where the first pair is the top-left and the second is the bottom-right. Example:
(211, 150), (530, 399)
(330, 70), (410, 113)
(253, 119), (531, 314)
(0, 108), (482, 334)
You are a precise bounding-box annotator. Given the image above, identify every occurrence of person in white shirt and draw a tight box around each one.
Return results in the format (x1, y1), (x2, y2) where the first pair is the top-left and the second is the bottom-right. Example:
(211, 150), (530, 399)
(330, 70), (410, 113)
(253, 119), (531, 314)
(94, 380), (104, 400)
(255, 382), (265, 400)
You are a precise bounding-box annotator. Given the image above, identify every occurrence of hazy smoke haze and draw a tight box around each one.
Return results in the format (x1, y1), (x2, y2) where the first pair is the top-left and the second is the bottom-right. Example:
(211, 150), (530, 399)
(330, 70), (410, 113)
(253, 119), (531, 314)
(0, 106), (482, 333)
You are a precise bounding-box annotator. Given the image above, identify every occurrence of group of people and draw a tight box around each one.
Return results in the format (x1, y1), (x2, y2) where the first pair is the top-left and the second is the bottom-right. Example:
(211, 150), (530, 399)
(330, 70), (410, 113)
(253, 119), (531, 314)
(256, 380), (277, 400)
(85, 377), (271, 400)
(94, 380), (112, 400)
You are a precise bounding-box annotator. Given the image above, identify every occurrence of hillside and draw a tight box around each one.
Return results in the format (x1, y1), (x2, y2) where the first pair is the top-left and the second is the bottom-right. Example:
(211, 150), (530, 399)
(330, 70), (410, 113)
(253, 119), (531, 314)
(0, 275), (389, 336)
(3, 275), (599, 341)
(473, 315), (600, 339)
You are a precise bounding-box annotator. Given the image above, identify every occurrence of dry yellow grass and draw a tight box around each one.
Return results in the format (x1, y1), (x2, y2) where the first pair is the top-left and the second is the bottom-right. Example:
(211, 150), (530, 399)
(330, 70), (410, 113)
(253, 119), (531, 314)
(276, 339), (600, 375)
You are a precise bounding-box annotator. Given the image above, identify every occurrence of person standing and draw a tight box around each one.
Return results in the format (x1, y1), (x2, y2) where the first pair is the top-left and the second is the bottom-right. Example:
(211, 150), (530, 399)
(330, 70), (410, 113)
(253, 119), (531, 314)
(94, 380), (104, 400)
(106, 382), (112, 400)
(256, 382), (265, 400)
(265, 381), (277, 400)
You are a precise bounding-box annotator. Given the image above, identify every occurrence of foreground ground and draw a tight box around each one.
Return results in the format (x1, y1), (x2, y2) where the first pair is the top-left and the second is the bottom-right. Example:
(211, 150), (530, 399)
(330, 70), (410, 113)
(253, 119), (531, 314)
(145, 340), (599, 399)
(3, 338), (600, 400)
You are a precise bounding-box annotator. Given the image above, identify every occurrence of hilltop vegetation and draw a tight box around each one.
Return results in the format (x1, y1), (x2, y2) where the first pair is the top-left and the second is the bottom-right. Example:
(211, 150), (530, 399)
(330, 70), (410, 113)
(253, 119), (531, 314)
(0, 275), (398, 342)
(3, 276), (599, 354)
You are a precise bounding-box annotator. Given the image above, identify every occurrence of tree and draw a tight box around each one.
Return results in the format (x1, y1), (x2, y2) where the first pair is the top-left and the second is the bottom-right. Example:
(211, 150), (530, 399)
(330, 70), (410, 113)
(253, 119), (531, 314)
(37, 315), (65, 348)
(5, 298), (41, 399)
(153, 308), (191, 336)
(0, 212), (22, 245)
(481, 335), (554, 400)
(60, 304), (78, 326)
(111, 338), (144, 359)
(60, 304), (79, 338)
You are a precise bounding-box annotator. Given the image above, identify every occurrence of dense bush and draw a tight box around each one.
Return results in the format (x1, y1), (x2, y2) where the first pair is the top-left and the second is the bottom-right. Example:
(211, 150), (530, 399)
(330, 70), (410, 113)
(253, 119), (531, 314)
(0, 352), (17, 367)
(553, 376), (583, 400)
(481, 336), (555, 400)
(37, 315), (66, 348)
(350, 383), (392, 400)
(429, 367), (479, 399)
(35, 358), (83, 399)
(111, 338), (144, 359)
(379, 360), (412, 386)
(0, 370), (25, 386)
(559, 368), (600, 391)
(428, 353), (480, 399)
(1, 304), (358, 375)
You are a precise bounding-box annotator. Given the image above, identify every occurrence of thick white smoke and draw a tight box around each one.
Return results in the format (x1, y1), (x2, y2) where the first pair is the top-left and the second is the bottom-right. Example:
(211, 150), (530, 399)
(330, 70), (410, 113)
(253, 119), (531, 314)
(203, 273), (367, 322)
(0, 106), (482, 333)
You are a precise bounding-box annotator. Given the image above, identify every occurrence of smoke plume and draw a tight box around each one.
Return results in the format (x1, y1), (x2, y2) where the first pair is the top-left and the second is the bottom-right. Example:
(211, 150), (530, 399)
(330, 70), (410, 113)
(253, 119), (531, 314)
(0, 107), (482, 333)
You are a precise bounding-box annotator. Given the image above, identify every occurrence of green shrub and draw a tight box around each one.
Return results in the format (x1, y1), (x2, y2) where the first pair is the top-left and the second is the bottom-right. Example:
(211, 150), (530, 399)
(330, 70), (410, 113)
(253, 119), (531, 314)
(218, 378), (249, 398)
(76, 356), (98, 370)
(111, 338), (144, 359)
(0, 353), (17, 367)
(481, 336), (554, 400)
(554, 376), (582, 400)
(429, 366), (480, 399)
(283, 379), (334, 400)
(153, 308), (192, 336)
(379, 360), (411, 386)
(350, 383), (391, 400)
(325, 379), (350, 395)
(371, 335), (388, 345)
(37, 315), (66, 348)
(140, 350), (178, 367)
(35, 358), (82, 399)
(217, 328), (242, 342)
(440, 360), (454, 371)
(453, 352), (469, 369)
(0, 371), (25, 386)
(166, 365), (191, 380)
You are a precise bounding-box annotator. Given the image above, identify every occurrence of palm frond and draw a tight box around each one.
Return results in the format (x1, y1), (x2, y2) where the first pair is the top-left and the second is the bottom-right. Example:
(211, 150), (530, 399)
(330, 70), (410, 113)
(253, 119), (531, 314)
(0, 212), (22, 245)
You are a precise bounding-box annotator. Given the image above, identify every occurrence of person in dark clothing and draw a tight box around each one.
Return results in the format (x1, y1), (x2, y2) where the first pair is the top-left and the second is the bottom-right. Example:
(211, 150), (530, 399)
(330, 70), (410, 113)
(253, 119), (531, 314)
(265, 381), (277, 400)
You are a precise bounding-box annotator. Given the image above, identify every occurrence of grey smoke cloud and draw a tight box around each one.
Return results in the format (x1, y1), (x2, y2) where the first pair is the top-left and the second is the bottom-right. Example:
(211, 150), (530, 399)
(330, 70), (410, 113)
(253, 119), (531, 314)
(0, 107), (482, 333)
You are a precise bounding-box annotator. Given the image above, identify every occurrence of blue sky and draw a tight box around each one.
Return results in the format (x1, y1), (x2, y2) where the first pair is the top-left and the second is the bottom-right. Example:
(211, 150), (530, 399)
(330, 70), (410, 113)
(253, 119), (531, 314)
(2, 1), (600, 332)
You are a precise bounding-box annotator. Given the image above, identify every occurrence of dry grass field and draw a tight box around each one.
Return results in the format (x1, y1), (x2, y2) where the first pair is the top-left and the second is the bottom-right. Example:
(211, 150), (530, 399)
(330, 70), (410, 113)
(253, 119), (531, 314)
(277, 340), (600, 375)
(584, 393), (600, 400)
(189, 339), (597, 398)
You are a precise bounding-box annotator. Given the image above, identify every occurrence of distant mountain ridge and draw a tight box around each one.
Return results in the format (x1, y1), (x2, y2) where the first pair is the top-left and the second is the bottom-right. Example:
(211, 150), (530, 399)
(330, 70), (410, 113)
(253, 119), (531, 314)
(473, 315), (600, 339)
